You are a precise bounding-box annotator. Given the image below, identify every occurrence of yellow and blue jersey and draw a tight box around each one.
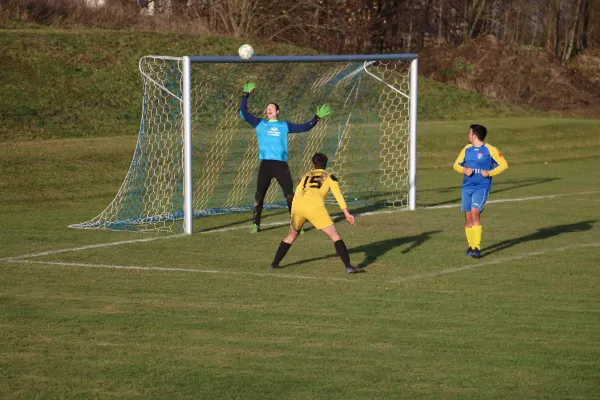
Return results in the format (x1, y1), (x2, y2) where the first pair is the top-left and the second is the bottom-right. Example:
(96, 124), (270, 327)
(453, 143), (508, 190)
(240, 95), (318, 162)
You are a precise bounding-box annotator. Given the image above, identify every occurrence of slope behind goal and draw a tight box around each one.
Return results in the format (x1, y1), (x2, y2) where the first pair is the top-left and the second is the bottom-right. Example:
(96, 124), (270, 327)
(70, 54), (418, 233)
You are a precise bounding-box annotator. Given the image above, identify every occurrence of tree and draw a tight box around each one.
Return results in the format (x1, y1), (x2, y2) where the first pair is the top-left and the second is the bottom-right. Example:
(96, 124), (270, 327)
(581, 0), (589, 49)
(562, 0), (584, 63)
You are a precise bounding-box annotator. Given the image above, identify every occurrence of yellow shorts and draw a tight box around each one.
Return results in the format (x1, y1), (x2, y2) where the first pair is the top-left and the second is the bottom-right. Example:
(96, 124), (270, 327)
(290, 200), (334, 231)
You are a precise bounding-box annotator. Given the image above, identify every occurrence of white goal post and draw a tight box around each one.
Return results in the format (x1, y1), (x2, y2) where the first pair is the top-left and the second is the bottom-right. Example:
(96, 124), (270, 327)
(70, 54), (418, 234)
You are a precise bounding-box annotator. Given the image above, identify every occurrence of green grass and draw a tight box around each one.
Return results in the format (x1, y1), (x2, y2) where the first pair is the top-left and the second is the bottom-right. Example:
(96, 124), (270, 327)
(0, 27), (540, 142)
(1, 27), (600, 399)
(1, 117), (600, 399)
(0, 28), (311, 142)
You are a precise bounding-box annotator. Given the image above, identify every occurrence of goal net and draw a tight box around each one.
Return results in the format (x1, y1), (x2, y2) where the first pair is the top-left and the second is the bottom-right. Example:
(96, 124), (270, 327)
(70, 54), (418, 233)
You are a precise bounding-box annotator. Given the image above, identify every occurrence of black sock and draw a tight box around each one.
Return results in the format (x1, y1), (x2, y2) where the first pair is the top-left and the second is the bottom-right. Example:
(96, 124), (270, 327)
(253, 205), (263, 226)
(272, 241), (292, 266)
(334, 240), (351, 267)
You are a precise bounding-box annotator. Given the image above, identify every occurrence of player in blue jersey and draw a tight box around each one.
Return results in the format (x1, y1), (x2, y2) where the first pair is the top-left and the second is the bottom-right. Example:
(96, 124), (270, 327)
(240, 82), (331, 233)
(453, 124), (508, 258)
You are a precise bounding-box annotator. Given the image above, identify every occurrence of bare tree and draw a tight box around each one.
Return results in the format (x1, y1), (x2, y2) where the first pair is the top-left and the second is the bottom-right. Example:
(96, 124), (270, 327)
(468, 0), (487, 38)
(581, 0), (589, 49)
(562, 0), (583, 63)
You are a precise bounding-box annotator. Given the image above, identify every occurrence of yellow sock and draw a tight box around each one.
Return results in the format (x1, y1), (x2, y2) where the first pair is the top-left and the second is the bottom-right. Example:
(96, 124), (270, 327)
(465, 227), (474, 248)
(472, 225), (482, 250)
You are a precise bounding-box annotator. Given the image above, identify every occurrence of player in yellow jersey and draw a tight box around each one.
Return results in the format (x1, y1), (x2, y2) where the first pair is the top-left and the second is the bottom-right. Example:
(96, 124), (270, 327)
(269, 153), (365, 274)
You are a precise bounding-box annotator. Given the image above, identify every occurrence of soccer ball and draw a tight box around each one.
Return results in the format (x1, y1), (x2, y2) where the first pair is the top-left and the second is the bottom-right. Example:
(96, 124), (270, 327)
(238, 44), (254, 60)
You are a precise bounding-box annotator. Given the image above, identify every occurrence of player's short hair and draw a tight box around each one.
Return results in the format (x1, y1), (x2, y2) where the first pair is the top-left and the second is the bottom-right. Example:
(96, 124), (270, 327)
(267, 103), (280, 112)
(312, 153), (328, 169)
(470, 124), (487, 141)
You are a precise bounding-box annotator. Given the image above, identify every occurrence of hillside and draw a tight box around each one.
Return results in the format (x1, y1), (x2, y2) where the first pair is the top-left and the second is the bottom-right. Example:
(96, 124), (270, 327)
(0, 28), (313, 142)
(0, 28), (549, 142)
(420, 35), (600, 118)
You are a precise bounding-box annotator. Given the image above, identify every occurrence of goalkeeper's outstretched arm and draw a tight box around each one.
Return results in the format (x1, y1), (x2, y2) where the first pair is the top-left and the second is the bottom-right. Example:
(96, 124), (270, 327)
(286, 104), (331, 133)
(286, 118), (318, 133)
(240, 82), (260, 128)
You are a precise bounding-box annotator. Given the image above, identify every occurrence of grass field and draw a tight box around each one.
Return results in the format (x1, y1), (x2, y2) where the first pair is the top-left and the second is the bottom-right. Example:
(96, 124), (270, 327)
(2, 113), (600, 398)
(1, 26), (599, 400)
(1, 28), (541, 142)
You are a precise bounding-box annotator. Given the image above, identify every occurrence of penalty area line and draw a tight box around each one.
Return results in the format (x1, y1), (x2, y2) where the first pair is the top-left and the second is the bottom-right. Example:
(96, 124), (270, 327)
(1, 190), (598, 263)
(6, 259), (353, 282)
(0, 234), (187, 263)
(391, 242), (600, 283)
(359, 190), (600, 216)
(204, 190), (600, 233)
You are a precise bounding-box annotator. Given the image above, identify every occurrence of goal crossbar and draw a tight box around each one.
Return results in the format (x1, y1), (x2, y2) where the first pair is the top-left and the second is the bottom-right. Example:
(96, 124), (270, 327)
(188, 54), (419, 63)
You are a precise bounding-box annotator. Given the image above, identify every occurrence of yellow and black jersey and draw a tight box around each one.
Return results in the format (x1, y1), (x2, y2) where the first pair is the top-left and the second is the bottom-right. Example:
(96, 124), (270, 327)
(293, 169), (347, 210)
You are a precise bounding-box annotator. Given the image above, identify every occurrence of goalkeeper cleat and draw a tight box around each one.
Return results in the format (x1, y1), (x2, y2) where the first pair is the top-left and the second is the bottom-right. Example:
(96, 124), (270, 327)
(466, 247), (474, 256)
(250, 224), (260, 233)
(346, 266), (365, 274)
(471, 248), (481, 259)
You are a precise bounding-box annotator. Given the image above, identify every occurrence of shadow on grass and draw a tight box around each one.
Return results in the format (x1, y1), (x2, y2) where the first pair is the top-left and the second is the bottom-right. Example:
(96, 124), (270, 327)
(197, 209), (288, 233)
(197, 177), (560, 233)
(281, 230), (442, 269)
(482, 220), (597, 257)
(423, 177), (561, 207)
(247, 199), (405, 234)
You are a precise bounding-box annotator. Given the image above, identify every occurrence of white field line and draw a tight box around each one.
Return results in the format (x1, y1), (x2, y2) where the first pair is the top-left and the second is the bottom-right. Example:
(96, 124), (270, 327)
(5, 259), (352, 282)
(0, 234), (187, 263)
(6, 242), (598, 284)
(0, 190), (598, 263)
(358, 190), (600, 216)
(204, 190), (600, 233)
(391, 242), (600, 283)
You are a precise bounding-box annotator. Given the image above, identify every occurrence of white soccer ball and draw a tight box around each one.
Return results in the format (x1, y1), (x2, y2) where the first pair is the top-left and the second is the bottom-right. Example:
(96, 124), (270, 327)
(238, 44), (254, 60)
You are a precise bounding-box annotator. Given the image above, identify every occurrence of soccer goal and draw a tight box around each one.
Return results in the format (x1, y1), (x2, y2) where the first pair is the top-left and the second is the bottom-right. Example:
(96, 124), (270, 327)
(70, 54), (418, 233)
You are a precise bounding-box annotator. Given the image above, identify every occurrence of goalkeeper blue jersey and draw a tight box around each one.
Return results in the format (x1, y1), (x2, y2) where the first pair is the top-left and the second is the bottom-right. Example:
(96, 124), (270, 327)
(240, 95), (318, 162)
(453, 143), (508, 190)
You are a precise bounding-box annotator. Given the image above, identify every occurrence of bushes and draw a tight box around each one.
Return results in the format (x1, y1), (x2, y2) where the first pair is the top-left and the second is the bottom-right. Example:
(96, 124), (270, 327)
(0, 0), (207, 32)
(2, 0), (78, 25)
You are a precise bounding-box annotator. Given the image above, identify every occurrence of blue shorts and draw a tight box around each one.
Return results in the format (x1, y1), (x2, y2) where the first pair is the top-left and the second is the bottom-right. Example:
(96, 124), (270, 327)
(461, 187), (490, 212)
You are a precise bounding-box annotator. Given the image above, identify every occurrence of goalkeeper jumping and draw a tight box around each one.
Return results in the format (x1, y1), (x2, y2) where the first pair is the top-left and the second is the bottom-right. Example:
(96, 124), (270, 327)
(240, 82), (331, 233)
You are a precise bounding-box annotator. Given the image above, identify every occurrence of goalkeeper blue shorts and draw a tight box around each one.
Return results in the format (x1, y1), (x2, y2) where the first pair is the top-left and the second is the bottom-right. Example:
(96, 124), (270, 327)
(461, 187), (490, 212)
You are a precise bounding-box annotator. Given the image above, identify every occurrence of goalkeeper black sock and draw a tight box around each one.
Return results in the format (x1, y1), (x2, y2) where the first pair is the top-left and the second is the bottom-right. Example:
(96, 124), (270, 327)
(334, 240), (352, 267)
(272, 241), (292, 266)
(253, 204), (263, 226)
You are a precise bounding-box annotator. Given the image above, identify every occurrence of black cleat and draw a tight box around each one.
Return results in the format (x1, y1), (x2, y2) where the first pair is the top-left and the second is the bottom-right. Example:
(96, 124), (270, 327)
(270, 264), (284, 270)
(471, 248), (481, 259)
(346, 266), (365, 274)
(466, 247), (474, 256)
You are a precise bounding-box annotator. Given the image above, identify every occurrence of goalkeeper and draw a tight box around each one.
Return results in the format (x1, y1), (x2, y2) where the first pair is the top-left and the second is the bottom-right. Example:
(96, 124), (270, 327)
(269, 152), (364, 274)
(453, 124), (508, 258)
(240, 82), (331, 233)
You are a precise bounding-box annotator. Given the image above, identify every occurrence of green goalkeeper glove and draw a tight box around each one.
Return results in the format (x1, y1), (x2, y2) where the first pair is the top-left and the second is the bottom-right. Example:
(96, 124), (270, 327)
(316, 104), (331, 119)
(243, 82), (256, 93)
